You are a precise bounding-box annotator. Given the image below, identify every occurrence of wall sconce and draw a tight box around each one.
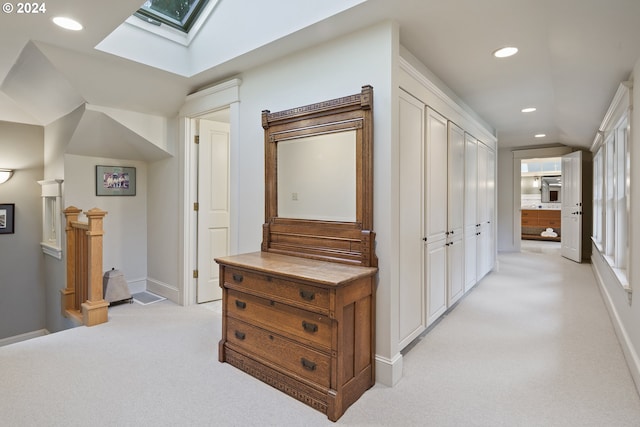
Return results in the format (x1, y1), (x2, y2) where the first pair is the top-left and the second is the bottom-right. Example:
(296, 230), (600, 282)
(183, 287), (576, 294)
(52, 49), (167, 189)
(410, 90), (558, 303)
(0, 169), (13, 184)
(533, 176), (539, 188)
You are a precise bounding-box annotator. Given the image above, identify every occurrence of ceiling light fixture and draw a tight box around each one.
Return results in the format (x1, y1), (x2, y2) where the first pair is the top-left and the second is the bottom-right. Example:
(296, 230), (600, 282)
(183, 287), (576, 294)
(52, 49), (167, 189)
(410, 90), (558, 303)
(493, 46), (518, 58)
(534, 134), (546, 138)
(521, 107), (537, 113)
(53, 16), (83, 31)
(0, 169), (14, 184)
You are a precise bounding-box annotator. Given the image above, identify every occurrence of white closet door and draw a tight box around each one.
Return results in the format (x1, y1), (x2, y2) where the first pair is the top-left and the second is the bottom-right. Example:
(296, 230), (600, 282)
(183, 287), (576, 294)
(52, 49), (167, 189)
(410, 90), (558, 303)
(448, 122), (465, 237)
(425, 108), (448, 243)
(398, 91), (427, 347)
(426, 241), (447, 326)
(447, 234), (465, 306)
(464, 133), (478, 291)
(447, 122), (465, 306)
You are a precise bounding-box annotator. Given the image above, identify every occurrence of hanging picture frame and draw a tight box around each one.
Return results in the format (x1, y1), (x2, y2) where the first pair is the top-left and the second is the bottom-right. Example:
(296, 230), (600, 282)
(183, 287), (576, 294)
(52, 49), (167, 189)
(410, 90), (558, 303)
(0, 203), (15, 234)
(96, 165), (136, 196)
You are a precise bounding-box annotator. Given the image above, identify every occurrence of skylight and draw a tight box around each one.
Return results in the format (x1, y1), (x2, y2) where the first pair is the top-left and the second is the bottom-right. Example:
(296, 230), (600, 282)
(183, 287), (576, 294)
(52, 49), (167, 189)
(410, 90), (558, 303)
(135, 0), (209, 33)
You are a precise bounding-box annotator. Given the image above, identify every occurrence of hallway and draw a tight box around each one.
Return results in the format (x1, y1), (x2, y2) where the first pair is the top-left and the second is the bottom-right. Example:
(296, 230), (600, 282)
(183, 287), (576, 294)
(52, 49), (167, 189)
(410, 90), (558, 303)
(381, 245), (640, 426)
(1, 247), (639, 426)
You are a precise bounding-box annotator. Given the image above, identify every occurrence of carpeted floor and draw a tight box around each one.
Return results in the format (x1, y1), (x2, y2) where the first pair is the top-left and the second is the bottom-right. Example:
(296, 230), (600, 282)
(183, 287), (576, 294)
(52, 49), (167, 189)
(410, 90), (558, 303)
(1, 249), (640, 426)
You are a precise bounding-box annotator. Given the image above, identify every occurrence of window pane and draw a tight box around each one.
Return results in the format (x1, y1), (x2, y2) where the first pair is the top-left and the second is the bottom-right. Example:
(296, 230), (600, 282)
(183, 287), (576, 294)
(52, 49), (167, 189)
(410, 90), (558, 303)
(137, 0), (208, 32)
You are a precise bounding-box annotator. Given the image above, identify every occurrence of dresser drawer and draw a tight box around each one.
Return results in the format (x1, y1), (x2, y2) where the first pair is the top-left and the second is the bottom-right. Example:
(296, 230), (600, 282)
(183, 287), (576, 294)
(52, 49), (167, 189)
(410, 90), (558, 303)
(226, 317), (330, 388)
(226, 289), (332, 350)
(224, 267), (330, 312)
(521, 218), (537, 226)
(545, 220), (561, 227)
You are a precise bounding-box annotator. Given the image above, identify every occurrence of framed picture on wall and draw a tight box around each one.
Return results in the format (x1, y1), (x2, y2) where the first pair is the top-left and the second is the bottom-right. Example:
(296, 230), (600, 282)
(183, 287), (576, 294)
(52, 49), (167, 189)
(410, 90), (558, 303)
(96, 166), (136, 196)
(0, 203), (15, 234)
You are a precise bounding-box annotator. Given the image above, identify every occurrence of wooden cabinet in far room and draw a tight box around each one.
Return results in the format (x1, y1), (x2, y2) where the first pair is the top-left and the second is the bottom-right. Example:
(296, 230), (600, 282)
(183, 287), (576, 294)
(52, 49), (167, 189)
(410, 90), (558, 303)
(521, 209), (561, 241)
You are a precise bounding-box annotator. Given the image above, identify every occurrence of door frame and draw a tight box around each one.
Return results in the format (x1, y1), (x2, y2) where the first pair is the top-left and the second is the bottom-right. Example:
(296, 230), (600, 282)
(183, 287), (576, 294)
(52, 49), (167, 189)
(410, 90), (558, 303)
(512, 146), (571, 252)
(179, 79), (241, 305)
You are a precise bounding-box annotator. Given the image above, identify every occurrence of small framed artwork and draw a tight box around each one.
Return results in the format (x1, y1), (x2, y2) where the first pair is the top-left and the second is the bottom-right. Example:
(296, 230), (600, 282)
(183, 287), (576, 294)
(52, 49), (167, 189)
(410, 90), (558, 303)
(0, 203), (15, 234)
(96, 166), (136, 196)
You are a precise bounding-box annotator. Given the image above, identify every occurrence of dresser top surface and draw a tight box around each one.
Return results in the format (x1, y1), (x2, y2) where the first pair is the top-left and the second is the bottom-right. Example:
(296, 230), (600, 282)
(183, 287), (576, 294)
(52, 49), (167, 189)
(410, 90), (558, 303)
(215, 251), (377, 286)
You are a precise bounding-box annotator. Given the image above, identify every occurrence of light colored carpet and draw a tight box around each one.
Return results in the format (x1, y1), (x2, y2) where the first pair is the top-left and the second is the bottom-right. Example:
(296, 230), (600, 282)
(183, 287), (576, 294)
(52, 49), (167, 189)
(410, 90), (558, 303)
(2, 249), (640, 426)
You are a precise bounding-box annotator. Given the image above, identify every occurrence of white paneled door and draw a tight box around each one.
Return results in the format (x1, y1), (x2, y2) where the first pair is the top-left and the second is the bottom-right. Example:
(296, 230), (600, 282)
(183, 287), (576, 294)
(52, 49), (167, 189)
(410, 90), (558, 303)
(197, 120), (230, 302)
(561, 151), (582, 263)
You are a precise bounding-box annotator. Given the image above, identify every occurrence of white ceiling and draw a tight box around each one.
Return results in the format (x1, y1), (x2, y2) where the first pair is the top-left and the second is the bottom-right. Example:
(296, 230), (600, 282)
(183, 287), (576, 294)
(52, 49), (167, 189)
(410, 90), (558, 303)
(1, 0), (639, 150)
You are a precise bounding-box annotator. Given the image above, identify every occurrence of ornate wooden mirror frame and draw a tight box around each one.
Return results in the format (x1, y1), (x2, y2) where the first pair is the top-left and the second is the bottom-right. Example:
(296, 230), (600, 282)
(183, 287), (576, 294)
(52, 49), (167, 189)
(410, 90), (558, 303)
(261, 85), (376, 267)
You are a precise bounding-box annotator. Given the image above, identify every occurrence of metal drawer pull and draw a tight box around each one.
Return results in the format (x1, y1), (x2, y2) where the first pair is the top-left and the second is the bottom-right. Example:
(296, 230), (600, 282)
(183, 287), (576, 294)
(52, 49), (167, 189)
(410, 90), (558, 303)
(235, 300), (246, 309)
(234, 331), (245, 340)
(301, 358), (316, 371)
(299, 290), (315, 301)
(232, 273), (243, 283)
(302, 321), (318, 333)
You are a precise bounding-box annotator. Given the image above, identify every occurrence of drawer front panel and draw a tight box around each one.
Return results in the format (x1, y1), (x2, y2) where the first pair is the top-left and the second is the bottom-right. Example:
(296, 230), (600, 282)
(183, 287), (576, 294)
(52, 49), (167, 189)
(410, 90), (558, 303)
(521, 218), (536, 226)
(224, 268), (330, 311)
(227, 289), (331, 349)
(226, 317), (330, 387)
(538, 210), (560, 219)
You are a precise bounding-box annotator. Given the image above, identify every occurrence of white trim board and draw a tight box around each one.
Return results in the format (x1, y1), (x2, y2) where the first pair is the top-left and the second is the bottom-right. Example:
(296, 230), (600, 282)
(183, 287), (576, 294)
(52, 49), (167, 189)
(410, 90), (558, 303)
(0, 329), (49, 347)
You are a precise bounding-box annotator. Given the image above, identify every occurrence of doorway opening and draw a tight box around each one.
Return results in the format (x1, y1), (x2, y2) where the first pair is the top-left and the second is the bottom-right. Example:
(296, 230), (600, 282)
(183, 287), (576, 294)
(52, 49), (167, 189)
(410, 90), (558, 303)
(520, 157), (562, 245)
(512, 147), (571, 254)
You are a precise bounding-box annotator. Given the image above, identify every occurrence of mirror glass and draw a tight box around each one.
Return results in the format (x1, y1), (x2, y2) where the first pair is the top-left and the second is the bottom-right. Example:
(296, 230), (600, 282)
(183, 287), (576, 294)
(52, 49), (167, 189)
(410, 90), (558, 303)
(277, 130), (356, 221)
(541, 176), (562, 202)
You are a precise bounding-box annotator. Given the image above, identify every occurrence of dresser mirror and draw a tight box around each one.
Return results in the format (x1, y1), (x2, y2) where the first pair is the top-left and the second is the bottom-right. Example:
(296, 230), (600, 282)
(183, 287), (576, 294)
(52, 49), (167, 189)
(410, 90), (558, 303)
(261, 85), (376, 267)
(277, 130), (356, 222)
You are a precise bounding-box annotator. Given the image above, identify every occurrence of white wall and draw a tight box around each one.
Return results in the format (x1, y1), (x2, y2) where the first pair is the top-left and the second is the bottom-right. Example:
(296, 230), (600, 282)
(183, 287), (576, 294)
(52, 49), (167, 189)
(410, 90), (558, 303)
(64, 154), (148, 293)
(497, 148), (516, 252)
(147, 117), (180, 302)
(0, 122), (45, 340)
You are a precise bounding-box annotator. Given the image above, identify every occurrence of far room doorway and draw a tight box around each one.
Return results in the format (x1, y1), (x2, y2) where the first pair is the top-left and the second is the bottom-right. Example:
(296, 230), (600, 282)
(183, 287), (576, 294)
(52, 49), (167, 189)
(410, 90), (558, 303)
(512, 147), (571, 255)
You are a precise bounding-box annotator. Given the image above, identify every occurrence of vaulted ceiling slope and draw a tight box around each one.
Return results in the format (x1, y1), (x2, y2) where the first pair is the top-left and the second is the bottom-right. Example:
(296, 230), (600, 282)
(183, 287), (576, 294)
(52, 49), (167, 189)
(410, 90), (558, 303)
(1, 0), (640, 149)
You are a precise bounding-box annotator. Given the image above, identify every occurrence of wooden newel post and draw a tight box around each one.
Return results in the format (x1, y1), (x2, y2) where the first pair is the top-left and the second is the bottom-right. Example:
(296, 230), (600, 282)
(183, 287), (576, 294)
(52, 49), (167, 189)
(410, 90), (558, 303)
(81, 208), (109, 326)
(61, 206), (82, 318)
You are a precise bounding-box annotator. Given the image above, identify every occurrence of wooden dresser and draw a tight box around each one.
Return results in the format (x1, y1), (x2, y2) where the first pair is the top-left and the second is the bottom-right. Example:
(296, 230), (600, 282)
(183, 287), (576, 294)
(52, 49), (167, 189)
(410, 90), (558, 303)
(216, 251), (377, 421)
(218, 87), (377, 421)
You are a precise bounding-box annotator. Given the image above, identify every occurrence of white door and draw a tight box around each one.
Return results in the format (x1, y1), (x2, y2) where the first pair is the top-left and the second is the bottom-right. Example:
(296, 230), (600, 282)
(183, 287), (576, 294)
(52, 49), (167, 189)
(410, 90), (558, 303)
(426, 240), (447, 326)
(464, 134), (478, 291)
(425, 108), (448, 242)
(447, 235), (465, 306)
(561, 151), (582, 262)
(447, 122), (465, 306)
(398, 90), (426, 347)
(197, 120), (231, 302)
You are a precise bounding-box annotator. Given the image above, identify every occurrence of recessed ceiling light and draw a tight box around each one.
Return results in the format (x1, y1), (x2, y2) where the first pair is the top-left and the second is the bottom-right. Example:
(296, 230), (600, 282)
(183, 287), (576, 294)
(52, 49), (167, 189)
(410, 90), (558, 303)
(53, 17), (83, 31)
(521, 107), (537, 113)
(534, 134), (546, 138)
(493, 46), (518, 58)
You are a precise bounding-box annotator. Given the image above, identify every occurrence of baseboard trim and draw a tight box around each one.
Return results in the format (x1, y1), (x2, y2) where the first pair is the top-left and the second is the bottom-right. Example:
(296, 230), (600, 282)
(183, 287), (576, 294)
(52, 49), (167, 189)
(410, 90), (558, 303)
(591, 256), (640, 397)
(375, 352), (403, 387)
(147, 277), (180, 304)
(0, 329), (49, 347)
(127, 277), (147, 294)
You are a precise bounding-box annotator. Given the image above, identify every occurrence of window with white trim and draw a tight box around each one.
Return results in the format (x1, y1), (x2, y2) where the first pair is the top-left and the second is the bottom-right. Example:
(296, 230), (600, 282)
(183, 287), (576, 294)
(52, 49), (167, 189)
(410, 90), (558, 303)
(593, 113), (629, 278)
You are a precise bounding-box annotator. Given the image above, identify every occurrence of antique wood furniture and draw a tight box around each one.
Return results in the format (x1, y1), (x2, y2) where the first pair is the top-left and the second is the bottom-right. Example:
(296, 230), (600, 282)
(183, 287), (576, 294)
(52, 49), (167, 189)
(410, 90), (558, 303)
(521, 209), (561, 241)
(217, 86), (377, 421)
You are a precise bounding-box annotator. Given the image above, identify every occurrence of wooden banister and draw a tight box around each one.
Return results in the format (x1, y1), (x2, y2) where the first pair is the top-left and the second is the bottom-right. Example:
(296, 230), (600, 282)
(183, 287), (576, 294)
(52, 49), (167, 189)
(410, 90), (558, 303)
(61, 206), (109, 326)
